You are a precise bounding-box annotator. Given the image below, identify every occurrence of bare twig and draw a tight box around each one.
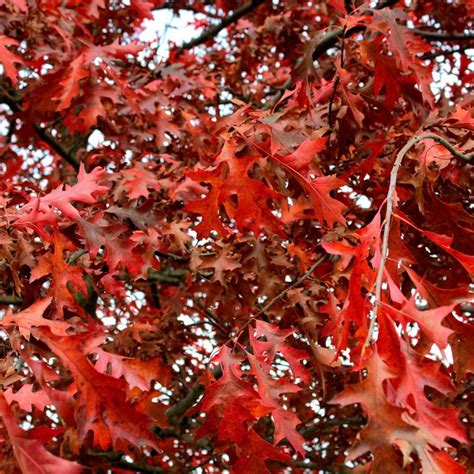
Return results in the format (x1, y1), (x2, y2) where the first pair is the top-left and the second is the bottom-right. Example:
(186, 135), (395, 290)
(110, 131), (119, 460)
(300, 415), (367, 438)
(420, 47), (467, 60)
(90, 452), (164, 473)
(33, 123), (80, 170)
(164, 256), (327, 421)
(255, 254), (327, 318)
(365, 133), (473, 347)
(194, 298), (228, 335)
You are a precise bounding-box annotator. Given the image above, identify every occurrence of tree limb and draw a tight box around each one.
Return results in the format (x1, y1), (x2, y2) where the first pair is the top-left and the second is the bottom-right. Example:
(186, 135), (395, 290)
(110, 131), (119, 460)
(0, 295), (23, 305)
(0, 90), (80, 170)
(300, 416), (367, 438)
(176, 0), (267, 55)
(165, 383), (205, 421)
(32, 123), (80, 171)
(114, 460), (164, 473)
(412, 29), (474, 41)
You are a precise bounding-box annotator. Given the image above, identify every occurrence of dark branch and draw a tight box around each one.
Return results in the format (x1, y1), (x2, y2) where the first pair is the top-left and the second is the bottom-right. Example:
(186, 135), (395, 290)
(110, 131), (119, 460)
(412, 29), (474, 41)
(176, 0), (266, 55)
(0, 295), (23, 305)
(114, 460), (164, 473)
(300, 416), (367, 438)
(165, 383), (205, 421)
(32, 123), (80, 171)
(0, 90), (80, 170)
(420, 47), (467, 60)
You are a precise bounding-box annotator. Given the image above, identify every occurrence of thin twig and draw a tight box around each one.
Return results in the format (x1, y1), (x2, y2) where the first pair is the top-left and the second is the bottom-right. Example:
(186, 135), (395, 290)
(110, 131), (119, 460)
(164, 256), (328, 420)
(193, 299), (228, 335)
(255, 254), (327, 318)
(365, 133), (473, 347)
(300, 415), (367, 438)
(420, 47), (467, 60)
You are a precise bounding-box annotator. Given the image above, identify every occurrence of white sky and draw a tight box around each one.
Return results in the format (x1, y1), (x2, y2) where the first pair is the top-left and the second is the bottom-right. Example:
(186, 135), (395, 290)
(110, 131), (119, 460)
(139, 9), (205, 58)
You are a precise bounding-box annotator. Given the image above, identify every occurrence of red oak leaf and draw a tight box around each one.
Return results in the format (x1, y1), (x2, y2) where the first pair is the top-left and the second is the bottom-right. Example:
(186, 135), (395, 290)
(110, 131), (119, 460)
(38, 330), (160, 451)
(0, 394), (83, 473)
(272, 153), (346, 227)
(53, 54), (89, 111)
(0, 297), (70, 340)
(0, 36), (22, 84)
(16, 164), (108, 226)
(4, 384), (50, 412)
(332, 353), (463, 473)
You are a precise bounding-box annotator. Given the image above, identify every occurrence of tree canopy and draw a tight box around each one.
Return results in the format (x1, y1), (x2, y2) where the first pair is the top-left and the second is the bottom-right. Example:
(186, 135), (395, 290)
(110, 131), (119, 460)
(0, 0), (473, 472)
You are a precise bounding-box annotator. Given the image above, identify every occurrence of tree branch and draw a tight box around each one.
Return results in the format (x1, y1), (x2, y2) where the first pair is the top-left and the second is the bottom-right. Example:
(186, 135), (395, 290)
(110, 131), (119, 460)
(176, 0), (266, 55)
(0, 295), (23, 305)
(0, 90), (80, 170)
(32, 123), (80, 171)
(365, 133), (473, 346)
(165, 383), (205, 421)
(412, 29), (474, 41)
(420, 47), (468, 60)
(300, 416), (367, 438)
(194, 298), (228, 335)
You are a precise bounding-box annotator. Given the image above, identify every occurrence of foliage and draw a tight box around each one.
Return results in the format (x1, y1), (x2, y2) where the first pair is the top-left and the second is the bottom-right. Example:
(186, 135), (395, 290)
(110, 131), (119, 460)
(0, 0), (473, 472)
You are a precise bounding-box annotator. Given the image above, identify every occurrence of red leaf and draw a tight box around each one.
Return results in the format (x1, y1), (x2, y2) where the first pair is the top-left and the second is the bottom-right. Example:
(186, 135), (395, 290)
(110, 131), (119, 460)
(4, 384), (50, 412)
(0, 394), (83, 474)
(38, 330), (160, 451)
(0, 36), (22, 84)
(383, 297), (455, 349)
(0, 297), (70, 340)
(53, 54), (89, 111)
(17, 164), (108, 226)
(273, 152), (346, 227)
